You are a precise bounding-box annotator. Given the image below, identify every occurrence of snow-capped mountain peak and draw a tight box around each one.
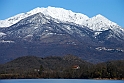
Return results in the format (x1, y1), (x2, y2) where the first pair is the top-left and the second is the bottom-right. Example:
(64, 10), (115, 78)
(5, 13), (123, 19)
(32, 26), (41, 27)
(0, 7), (42, 28)
(30, 6), (89, 24)
(0, 6), (89, 28)
(91, 14), (116, 25)
(94, 14), (106, 18)
(0, 7), (124, 64)
(83, 14), (119, 31)
(0, 6), (123, 34)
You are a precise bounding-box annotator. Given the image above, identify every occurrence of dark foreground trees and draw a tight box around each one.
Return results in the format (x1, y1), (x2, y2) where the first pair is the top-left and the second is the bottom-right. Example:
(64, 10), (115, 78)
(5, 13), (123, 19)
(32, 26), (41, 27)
(0, 56), (124, 79)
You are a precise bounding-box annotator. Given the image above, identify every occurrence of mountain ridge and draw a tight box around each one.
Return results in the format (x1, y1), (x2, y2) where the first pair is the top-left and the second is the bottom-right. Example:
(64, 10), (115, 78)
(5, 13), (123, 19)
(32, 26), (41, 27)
(0, 6), (89, 27)
(0, 7), (124, 64)
(0, 7), (121, 32)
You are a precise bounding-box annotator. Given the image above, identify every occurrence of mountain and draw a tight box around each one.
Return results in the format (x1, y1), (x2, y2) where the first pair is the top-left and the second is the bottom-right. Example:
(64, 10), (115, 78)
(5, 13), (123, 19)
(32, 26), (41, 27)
(0, 6), (89, 28)
(0, 7), (124, 64)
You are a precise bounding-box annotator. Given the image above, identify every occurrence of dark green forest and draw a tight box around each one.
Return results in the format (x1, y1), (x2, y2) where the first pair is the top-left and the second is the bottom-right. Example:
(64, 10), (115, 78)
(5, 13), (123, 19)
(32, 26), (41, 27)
(0, 55), (124, 79)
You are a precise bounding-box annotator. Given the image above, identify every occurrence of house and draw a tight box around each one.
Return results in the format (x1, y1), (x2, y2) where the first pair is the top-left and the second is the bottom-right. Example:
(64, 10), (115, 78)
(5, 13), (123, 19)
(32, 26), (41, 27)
(72, 65), (80, 69)
(34, 69), (40, 72)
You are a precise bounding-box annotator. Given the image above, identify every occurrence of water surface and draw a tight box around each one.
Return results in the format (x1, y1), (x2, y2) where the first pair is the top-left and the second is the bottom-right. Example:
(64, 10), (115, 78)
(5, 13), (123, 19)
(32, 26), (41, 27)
(0, 79), (124, 83)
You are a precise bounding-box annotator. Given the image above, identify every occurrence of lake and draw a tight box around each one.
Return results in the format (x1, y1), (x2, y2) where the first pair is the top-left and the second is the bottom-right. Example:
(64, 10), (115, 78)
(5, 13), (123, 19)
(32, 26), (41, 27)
(0, 79), (124, 83)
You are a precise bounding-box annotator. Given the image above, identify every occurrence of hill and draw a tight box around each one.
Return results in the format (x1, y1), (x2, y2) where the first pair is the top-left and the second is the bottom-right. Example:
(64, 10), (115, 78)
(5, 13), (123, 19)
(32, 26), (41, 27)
(0, 55), (124, 79)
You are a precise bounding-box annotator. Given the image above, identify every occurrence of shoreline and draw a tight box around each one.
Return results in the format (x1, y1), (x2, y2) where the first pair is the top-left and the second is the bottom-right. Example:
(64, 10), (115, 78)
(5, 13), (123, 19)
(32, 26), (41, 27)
(93, 78), (124, 80)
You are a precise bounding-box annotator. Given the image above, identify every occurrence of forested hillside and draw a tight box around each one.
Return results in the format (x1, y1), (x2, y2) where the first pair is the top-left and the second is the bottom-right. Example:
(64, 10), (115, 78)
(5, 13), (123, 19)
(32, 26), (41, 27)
(0, 55), (124, 79)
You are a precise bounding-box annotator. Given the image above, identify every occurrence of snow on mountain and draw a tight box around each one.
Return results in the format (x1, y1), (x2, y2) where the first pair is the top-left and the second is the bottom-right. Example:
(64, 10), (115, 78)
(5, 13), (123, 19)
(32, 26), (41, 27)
(0, 6), (89, 28)
(0, 13), (27, 27)
(0, 40), (14, 43)
(82, 14), (124, 39)
(35, 6), (89, 24)
(0, 7), (124, 64)
(83, 14), (118, 31)
(0, 6), (123, 33)
(0, 32), (6, 37)
(95, 47), (124, 52)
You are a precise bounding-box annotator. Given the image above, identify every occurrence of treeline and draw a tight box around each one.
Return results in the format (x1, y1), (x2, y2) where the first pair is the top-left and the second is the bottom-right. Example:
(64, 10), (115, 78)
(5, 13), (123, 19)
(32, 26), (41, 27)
(0, 55), (124, 79)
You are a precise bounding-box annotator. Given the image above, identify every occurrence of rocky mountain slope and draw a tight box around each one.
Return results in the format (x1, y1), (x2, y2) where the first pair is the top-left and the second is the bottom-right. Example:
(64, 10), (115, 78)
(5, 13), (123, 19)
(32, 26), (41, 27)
(0, 7), (124, 64)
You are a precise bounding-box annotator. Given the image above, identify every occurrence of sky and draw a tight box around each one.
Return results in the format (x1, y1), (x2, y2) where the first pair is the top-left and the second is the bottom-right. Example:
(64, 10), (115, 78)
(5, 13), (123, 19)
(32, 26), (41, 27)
(0, 0), (124, 27)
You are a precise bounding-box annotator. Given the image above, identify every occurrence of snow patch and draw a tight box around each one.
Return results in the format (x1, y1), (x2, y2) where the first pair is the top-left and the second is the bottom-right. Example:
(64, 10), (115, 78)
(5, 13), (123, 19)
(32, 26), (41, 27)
(34, 27), (38, 29)
(95, 47), (124, 52)
(0, 40), (14, 43)
(94, 32), (102, 36)
(0, 32), (6, 37)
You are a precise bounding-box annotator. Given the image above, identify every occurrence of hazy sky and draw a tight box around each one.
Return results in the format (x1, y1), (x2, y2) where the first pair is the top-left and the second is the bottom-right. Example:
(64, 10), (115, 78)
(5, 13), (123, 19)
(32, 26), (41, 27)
(0, 0), (124, 27)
